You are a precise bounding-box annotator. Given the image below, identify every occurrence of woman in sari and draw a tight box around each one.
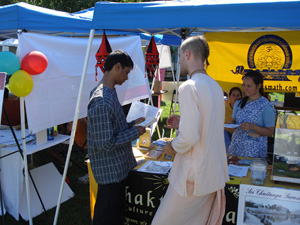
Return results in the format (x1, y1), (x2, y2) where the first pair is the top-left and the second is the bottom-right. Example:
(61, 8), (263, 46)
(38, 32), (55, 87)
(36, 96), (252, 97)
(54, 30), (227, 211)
(228, 71), (276, 158)
(224, 87), (242, 149)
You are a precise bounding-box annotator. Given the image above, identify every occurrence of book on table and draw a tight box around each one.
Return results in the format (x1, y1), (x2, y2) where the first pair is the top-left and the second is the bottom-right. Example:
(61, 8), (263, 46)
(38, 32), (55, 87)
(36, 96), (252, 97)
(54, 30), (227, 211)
(137, 160), (173, 174)
(144, 149), (163, 159)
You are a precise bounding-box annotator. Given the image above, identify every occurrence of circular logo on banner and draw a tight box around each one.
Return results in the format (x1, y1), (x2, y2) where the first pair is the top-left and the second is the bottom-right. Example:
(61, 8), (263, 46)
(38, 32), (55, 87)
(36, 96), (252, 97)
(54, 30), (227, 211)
(247, 34), (292, 70)
(231, 34), (300, 86)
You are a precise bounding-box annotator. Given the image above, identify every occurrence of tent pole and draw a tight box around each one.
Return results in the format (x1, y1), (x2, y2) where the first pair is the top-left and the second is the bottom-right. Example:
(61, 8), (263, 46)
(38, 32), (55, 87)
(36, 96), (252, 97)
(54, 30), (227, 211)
(155, 69), (161, 140)
(17, 39), (33, 224)
(155, 45), (166, 140)
(170, 46), (181, 138)
(53, 29), (95, 225)
(20, 97), (33, 225)
(173, 46), (180, 115)
(147, 77), (154, 106)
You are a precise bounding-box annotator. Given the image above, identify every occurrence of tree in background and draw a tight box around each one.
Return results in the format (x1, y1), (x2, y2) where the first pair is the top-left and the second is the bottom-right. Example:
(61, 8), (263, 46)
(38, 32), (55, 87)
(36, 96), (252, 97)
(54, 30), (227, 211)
(0, 0), (144, 13)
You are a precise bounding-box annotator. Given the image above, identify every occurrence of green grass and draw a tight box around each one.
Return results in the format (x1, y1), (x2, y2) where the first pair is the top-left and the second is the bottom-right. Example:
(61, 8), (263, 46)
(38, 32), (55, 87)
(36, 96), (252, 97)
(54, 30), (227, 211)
(268, 92), (285, 102)
(152, 100), (179, 140)
(273, 161), (300, 178)
(1, 101), (175, 225)
(2, 144), (91, 225)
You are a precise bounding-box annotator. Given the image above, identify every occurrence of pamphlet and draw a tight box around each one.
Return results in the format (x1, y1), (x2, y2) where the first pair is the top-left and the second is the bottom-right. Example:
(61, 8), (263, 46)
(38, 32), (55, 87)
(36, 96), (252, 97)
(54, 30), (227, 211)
(0, 129), (35, 147)
(228, 164), (249, 177)
(153, 139), (170, 147)
(162, 153), (174, 161)
(132, 147), (144, 158)
(138, 160), (173, 174)
(144, 149), (163, 159)
(134, 117), (156, 127)
(137, 144), (154, 151)
(224, 124), (240, 128)
(126, 101), (162, 135)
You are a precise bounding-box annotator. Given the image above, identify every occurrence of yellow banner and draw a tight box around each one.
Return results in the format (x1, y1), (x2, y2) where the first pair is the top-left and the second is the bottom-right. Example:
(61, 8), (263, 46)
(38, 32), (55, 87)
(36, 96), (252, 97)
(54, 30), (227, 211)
(206, 31), (300, 93)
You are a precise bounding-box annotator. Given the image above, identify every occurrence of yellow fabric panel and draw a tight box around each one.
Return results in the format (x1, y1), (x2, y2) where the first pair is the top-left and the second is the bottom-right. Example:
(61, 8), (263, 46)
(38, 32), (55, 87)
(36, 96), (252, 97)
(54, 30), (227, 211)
(276, 114), (300, 130)
(87, 162), (98, 220)
(224, 101), (233, 124)
(205, 31), (300, 93)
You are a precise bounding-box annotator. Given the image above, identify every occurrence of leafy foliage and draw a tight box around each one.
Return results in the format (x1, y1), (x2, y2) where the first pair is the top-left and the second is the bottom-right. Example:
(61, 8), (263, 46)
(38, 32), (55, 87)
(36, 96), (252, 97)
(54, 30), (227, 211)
(1, 0), (145, 13)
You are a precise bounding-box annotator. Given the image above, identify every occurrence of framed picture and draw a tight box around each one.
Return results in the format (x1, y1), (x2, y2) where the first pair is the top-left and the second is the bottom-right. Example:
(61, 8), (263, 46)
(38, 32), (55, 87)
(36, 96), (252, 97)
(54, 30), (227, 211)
(237, 184), (300, 225)
(272, 111), (300, 184)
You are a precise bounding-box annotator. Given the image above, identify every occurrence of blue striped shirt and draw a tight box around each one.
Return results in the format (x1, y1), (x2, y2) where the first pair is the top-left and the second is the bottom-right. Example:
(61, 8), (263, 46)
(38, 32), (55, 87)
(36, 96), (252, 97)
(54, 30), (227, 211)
(87, 84), (139, 184)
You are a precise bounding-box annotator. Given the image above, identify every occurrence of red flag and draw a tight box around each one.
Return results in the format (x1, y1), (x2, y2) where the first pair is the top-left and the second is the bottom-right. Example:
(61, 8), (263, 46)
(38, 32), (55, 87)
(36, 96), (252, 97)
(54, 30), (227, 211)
(145, 36), (159, 78)
(95, 31), (112, 81)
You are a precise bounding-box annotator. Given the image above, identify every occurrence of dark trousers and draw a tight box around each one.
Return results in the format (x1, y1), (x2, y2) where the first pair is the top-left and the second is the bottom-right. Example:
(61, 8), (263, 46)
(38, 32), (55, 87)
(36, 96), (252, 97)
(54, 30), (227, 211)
(92, 179), (127, 225)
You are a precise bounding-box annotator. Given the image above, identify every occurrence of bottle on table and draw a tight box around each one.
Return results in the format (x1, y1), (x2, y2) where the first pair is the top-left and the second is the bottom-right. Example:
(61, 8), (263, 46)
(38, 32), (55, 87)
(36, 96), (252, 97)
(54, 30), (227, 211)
(47, 127), (54, 140)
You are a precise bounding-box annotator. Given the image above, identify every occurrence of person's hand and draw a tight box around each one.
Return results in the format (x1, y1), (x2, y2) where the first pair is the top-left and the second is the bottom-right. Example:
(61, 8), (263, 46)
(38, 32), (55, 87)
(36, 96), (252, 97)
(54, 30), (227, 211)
(225, 127), (235, 133)
(241, 122), (261, 137)
(162, 142), (177, 156)
(135, 117), (145, 125)
(136, 126), (146, 135)
(240, 122), (253, 131)
(164, 115), (180, 129)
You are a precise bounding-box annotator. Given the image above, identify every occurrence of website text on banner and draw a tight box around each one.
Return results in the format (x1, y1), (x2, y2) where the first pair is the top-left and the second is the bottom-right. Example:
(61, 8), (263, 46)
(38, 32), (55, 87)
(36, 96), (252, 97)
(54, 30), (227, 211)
(206, 31), (300, 93)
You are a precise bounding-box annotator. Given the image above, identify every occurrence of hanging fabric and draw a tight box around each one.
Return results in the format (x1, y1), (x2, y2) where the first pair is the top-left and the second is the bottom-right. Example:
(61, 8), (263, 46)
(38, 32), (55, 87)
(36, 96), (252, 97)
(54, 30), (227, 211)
(145, 36), (159, 78)
(95, 30), (112, 81)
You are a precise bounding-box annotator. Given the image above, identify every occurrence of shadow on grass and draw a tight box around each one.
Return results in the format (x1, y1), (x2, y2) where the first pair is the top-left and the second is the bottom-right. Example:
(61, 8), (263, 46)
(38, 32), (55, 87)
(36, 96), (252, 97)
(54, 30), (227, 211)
(2, 144), (91, 225)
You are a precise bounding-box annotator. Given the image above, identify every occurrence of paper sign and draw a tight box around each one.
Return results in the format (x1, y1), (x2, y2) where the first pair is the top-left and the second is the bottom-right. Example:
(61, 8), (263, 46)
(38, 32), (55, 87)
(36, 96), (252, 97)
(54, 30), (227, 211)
(224, 124), (240, 128)
(238, 184), (300, 225)
(36, 129), (47, 146)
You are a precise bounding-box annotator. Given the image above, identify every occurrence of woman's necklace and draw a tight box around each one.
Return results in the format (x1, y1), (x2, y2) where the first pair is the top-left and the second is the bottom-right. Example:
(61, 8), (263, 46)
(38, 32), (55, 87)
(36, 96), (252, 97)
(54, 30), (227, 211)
(189, 68), (206, 77)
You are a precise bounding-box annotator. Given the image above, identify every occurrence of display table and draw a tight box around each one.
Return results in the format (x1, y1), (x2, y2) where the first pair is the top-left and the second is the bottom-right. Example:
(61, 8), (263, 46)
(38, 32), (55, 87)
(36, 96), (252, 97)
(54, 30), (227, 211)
(224, 168), (300, 225)
(87, 147), (172, 223)
(88, 152), (300, 225)
(0, 129), (70, 220)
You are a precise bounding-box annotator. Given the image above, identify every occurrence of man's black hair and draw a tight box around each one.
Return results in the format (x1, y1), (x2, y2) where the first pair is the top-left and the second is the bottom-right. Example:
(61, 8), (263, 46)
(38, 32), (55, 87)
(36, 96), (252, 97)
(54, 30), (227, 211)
(104, 49), (134, 72)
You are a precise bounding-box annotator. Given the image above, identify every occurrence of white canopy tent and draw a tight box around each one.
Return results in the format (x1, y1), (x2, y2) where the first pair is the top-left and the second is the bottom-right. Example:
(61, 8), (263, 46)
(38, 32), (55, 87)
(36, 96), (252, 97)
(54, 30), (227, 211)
(0, 2), (150, 224)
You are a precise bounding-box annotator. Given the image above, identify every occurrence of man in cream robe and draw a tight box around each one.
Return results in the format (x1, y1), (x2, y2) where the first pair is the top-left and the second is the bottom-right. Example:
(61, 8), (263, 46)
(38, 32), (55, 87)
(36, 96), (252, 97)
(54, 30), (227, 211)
(152, 36), (229, 225)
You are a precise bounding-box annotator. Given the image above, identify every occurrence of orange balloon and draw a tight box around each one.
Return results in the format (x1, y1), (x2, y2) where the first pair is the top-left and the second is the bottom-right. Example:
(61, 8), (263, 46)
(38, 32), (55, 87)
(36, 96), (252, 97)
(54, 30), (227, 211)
(21, 51), (48, 75)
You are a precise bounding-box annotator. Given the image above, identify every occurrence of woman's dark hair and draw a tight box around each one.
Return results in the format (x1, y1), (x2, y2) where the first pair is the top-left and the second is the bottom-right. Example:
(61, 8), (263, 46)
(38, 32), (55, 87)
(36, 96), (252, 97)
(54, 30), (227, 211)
(239, 70), (264, 108)
(229, 87), (242, 97)
(104, 49), (134, 72)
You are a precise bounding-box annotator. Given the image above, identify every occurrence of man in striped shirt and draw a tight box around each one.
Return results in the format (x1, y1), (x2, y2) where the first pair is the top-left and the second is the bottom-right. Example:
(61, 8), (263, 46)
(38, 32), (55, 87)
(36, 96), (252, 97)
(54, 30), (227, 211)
(87, 50), (145, 225)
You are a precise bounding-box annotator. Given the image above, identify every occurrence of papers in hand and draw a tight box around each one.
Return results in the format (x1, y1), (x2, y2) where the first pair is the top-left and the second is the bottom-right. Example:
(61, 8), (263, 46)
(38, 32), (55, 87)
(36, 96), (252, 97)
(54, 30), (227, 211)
(127, 101), (162, 133)
(134, 117), (156, 127)
(224, 124), (240, 128)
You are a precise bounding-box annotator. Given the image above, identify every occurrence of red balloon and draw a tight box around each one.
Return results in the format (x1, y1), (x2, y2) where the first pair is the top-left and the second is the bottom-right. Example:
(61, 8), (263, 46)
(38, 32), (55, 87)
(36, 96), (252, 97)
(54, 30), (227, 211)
(21, 51), (48, 75)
